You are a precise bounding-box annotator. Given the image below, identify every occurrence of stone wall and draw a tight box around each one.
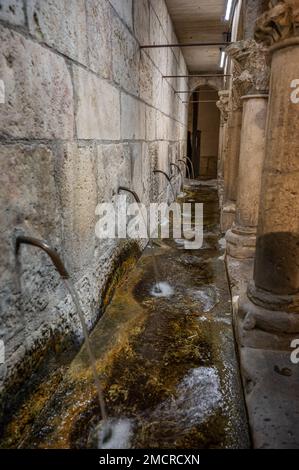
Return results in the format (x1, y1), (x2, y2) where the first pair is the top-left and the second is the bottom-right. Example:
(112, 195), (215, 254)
(0, 0), (188, 413)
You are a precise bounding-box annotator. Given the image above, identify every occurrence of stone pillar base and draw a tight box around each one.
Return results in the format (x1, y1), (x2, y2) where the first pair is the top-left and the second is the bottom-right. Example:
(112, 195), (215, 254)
(221, 201), (236, 233)
(226, 225), (256, 259)
(235, 282), (299, 349)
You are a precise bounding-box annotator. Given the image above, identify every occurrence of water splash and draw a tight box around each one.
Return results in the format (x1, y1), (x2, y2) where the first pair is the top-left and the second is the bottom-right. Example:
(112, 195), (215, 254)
(150, 282), (174, 298)
(192, 286), (220, 313)
(64, 280), (109, 426)
(150, 367), (222, 428)
(93, 418), (134, 449)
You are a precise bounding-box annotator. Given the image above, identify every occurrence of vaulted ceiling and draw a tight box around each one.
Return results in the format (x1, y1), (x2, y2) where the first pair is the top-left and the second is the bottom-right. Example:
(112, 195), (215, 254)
(165, 0), (228, 72)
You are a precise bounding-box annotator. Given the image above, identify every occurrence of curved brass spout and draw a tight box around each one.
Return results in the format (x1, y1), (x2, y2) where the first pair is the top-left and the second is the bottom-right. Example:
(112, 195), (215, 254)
(15, 234), (109, 428)
(170, 163), (184, 193)
(153, 170), (176, 200)
(153, 170), (171, 184)
(184, 156), (195, 180)
(178, 159), (191, 180)
(118, 186), (141, 203)
(170, 163), (183, 178)
(15, 236), (69, 279)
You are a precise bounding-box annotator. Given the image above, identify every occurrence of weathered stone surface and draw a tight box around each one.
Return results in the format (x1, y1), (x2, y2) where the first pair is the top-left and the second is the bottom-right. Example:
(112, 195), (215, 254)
(216, 91), (230, 125)
(0, 0), (188, 417)
(139, 51), (154, 104)
(240, 347), (299, 448)
(227, 254), (299, 448)
(148, 2), (164, 70)
(86, 0), (113, 79)
(0, 0), (25, 26)
(150, 0), (170, 36)
(130, 142), (143, 199)
(55, 143), (98, 275)
(27, 0), (88, 65)
(255, 0), (299, 46)
(112, 12), (139, 96)
(73, 65), (120, 140)
(121, 93), (145, 140)
(0, 25), (74, 139)
(226, 94), (268, 260)
(242, 0), (269, 39)
(133, 0), (150, 44)
(109, 0), (133, 29)
(96, 143), (131, 201)
(227, 39), (270, 100)
(145, 105), (156, 141)
(251, 38), (299, 305)
(0, 142), (61, 401)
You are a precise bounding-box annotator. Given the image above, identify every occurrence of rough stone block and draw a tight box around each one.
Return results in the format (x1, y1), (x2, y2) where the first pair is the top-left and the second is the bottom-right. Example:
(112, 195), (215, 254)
(0, 0), (25, 25)
(133, 0), (150, 44)
(96, 143), (131, 202)
(0, 25), (74, 139)
(0, 142), (61, 375)
(26, 0), (88, 66)
(55, 143), (97, 275)
(148, 5), (164, 71)
(73, 65), (120, 140)
(156, 111), (172, 141)
(109, 0), (132, 29)
(129, 142), (142, 197)
(151, 68), (163, 109)
(141, 142), (151, 204)
(241, 347), (299, 449)
(86, 0), (113, 79)
(112, 13), (139, 96)
(150, 0), (169, 30)
(139, 51), (154, 104)
(121, 93), (145, 140)
(145, 105), (156, 141)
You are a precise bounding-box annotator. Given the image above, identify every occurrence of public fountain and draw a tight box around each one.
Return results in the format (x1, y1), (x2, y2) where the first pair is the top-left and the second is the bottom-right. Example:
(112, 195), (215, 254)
(153, 169), (176, 201)
(170, 163), (184, 195)
(178, 159), (191, 181)
(117, 187), (173, 298)
(15, 235), (113, 446)
(184, 156), (195, 180)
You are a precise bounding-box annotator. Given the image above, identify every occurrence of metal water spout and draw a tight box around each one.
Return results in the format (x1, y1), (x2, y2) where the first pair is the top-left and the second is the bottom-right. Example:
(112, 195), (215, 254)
(117, 186), (163, 294)
(118, 186), (141, 204)
(153, 170), (176, 201)
(170, 163), (183, 193)
(178, 159), (191, 181)
(15, 236), (70, 278)
(15, 235), (110, 440)
(184, 156), (195, 180)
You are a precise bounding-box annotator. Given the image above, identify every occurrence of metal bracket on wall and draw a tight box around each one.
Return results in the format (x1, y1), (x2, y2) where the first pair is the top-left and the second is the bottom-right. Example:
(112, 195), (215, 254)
(140, 42), (231, 49)
(163, 74), (231, 78)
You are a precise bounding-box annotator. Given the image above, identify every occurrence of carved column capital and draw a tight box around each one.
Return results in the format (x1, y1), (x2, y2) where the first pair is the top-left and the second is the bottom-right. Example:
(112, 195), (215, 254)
(255, 1), (299, 46)
(216, 90), (230, 125)
(227, 39), (270, 107)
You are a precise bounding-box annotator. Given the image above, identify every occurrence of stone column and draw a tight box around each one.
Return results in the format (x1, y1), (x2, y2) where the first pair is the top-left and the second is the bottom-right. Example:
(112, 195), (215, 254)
(221, 42), (251, 232)
(240, 2), (299, 338)
(226, 40), (270, 259)
(221, 99), (242, 232)
(216, 90), (230, 208)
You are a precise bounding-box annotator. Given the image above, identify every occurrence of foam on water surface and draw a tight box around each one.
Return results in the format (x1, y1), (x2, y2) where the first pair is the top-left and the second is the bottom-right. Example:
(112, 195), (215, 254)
(150, 282), (174, 298)
(97, 418), (134, 449)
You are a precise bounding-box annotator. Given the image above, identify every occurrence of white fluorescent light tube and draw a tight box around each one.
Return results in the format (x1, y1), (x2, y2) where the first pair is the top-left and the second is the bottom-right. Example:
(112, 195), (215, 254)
(220, 51), (226, 68)
(225, 0), (233, 21)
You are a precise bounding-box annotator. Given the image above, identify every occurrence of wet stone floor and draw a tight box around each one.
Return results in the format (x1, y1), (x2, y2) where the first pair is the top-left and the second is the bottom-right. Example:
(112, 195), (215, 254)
(1, 180), (250, 449)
